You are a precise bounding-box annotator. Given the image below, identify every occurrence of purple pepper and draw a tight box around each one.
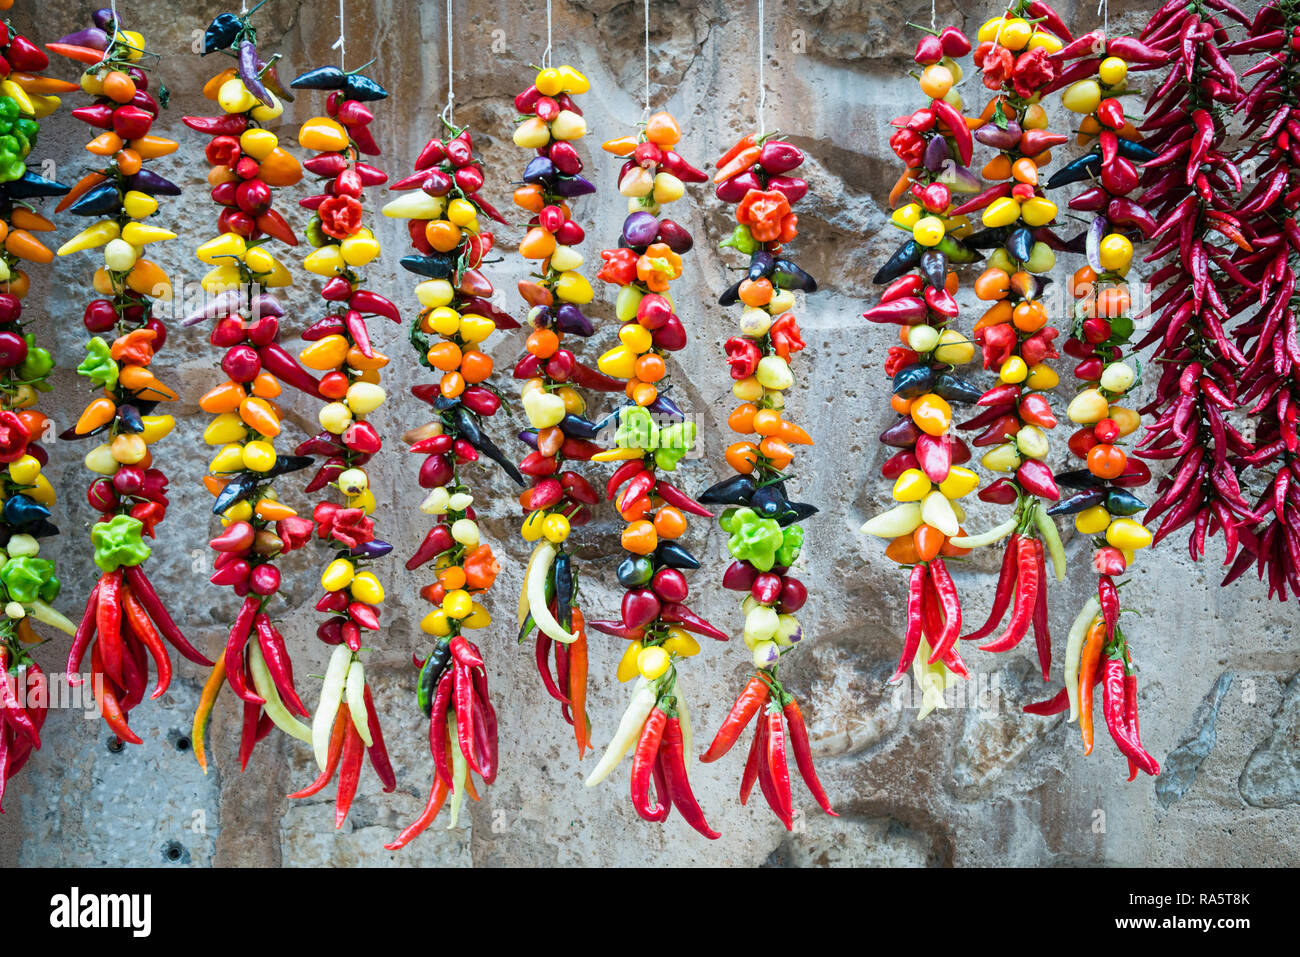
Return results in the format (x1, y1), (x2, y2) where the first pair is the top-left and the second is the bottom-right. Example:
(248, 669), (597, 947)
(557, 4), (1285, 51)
(56, 27), (110, 51)
(622, 211), (660, 247)
(126, 169), (182, 196)
(249, 292), (285, 320)
(182, 289), (247, 326)
(523, 156), (556, 185)
(350, 540), (393, 560)
(974, 119), (1022, 151)
(552, 175), (596, 198)
(517, 430), (540, 451)
(92, 7), (117, 30)
(554, 303), (594, 336)
(648, 394), (686, 420)
(238, 40), (274, 108)
(923, 134), (951, 172)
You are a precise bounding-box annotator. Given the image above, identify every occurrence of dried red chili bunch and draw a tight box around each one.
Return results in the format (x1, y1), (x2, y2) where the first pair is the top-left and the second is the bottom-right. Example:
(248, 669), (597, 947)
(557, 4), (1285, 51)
(1129, 0), (1254, 561)
(1220, 0), (1300, 600)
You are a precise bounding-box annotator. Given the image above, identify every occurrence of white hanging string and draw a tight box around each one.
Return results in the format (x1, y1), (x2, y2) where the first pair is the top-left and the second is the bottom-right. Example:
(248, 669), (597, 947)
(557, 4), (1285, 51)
(756, 0), (766, 135)
(327, 0), (343, 70)
(643, 0), (651, 114)
(542, 0), (553, 67)
(930, 0), (936, 30)
(1097, 0), (1109, 36)
(442, 0), (455, 126)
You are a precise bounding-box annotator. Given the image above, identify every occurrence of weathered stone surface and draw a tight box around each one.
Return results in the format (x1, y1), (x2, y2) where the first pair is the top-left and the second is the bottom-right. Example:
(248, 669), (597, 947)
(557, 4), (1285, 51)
(0, 0), (1297, 868)
(1156, 672), (1233, 809)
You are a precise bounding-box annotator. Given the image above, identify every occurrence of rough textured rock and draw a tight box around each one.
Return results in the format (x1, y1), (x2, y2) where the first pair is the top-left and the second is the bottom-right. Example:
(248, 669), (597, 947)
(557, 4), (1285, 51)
(0, 0), (1298, 868)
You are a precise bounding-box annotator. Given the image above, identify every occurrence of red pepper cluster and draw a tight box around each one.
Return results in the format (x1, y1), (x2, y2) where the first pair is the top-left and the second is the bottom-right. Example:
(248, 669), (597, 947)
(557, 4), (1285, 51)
(1221, 0), (1300, 600)
(1131, 1), (1254, 564)
(0, 645), (44, 809)
(385, 126), (517, 848)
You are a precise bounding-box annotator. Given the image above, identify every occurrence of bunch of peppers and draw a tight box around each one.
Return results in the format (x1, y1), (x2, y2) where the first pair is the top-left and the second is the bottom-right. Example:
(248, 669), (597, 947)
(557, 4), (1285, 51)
(0, 21), (76, 807)
(946, 5), (1075, 677)
(696, 130), (833, 829)
(861, 23), (984, 715)
(382, 126), (519, 847)
(1127, 1), (1255, 562)
(1022, 39), (1163, 779)
(1222, 0), (1300, 600)
(288, 63), (398, 827)
(183, 9), (323, 773)
(509, 65), (617, 732)
(581, 111), (725, 832)
(54, 12), (216, 746)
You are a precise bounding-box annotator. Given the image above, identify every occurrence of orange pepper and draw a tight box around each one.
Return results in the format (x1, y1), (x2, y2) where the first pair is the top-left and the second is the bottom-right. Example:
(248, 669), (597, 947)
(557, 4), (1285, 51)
(652, 506), (687, 539)
(251, 371), (281, 398)
(3, 230), (51, 264)
(518, 226), (556, 260)
(914, 524), (944, 562)
(239, 396), (281, 436)
(629, 381), (657, 407)
(463, 544), (500, 591)
(1078, 617), (1108, 754)
(974, 299), (1014, 331)
(889, 167), (919, 208)
(735, 189), (792, 243)
(635, 242), (682, 292)
(644, 111), (682, 146)
(8, 72), (79, 95)
(45, 41), (105, 63)
(128, 135), (179, 159)
(114, 149), (142, 176)
(759, 436), (795, 469)
(200, 380), (246, 414)
(982, 154), (1012, 180)
(110, 328), (157, 365)
(86, 131), (124, 156)
(778, 420), (813, 445)
(621, 520), (658, 555)
(725, 441), (759, 474)
(118, 365), (178, 401)
(203, 68), (237, 100)
(737, 278), (773, 307)
(254, 499), (298, 522)
(601, 135), (638, 156)
(440, 371), (465, 398)
(885, 534), (920, 564)
(9, 208), (53, 232)
(76, 396), (117, 435)
(909, 394), (952, 436)
(974, 267), (1010, 301)
(728, 403), (757, 434)
(15, 410), (48, 439)
(513, 184), (545, 213)
(1, 270), (28, 298)
(257, 148), (303, 187)
(126, 259), (171, 300)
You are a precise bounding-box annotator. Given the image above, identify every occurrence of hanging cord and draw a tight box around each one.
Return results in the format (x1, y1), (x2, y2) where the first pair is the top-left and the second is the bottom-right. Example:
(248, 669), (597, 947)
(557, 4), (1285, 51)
(1097, 0), (1109, 37)
(930, 0), (936, 30)
(643, 0), (651, 115)
(542, 0), (553, 67)
(756, 0), (766, 135)
(442, 0), (455, 126)
(332, 0), (347, 71)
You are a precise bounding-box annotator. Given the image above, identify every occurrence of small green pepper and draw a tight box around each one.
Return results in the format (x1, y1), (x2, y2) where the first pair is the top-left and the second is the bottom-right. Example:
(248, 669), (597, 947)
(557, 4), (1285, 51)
(615, 406), (659, 451)
(0, 556), (55, 604)
(720, 224), (757, 255)
(653, 421), (697, 471)
(724, 507), (785, 571)
(775, 525), (804, 567)
(77, 337), (119, 391)
(90, 514), (151, 572)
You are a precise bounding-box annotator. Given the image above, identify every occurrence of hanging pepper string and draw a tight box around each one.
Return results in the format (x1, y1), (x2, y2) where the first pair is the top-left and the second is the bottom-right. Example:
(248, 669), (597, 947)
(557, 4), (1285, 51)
(543, 0), (553, 67)
(644, 0), (651, 114)
(333, 0), (346, 71)
(756, 0), (765, 126)
(443, 0), (455, 125)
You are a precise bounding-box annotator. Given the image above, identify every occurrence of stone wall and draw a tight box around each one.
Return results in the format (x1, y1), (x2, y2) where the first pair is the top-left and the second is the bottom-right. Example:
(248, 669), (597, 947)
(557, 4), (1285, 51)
(0, 0), (1296, 868)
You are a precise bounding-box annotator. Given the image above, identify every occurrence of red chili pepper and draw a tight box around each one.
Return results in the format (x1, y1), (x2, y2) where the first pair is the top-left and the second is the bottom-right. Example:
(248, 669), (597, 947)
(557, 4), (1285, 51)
(1031, 540), (1051, 681)
(979, 537), (1038, 653)
(224, 596), (264, 705)
(739, 713), (764, 804)
(334, 721), (365, 828)
(289, 707), (348, 798)
(782, 697), (836, 816)
(454, 661), (483, 775)
(891, 564), (927, 683)
(122, 587), (171, 700)
(925, 558), (962, 663)
(660, 715), (720, 839)
(964, 533), (1019, 641)
(429, 670), (455, 788)
(700, 676), (768, 762)
(89, 645), (142, 746)
(96, 570), (124, 687)
(66, 581), (102, 685)
(630, 706), (668, 821)
(764, 710), (793, 828)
